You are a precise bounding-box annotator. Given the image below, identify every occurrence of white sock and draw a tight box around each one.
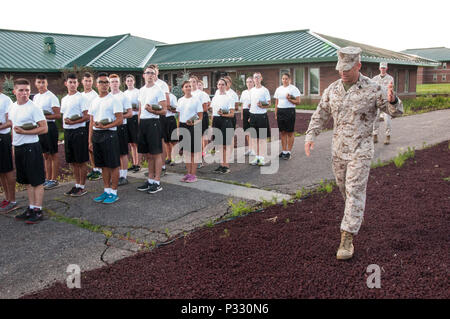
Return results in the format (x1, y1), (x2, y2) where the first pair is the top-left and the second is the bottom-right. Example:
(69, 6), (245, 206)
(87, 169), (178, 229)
(148, 179), (154, 184)
(287, 151), (291, 154)
(155, 180), (160, 185)
(105, 188), (111, 194)
(162, 165), (166, 170)
(29, 205), (35, 209)
(93, 168), (100, 172)
(110, 189), (117, 196)
(282, 151), (288, 155)
(75, 184), (80, 189)
(35, 206), (42, 210)
(79, 185), (85, 189)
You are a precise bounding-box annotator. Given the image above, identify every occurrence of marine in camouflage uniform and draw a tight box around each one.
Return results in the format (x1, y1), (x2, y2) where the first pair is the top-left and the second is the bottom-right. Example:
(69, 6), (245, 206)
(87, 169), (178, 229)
(305, 47), (403, 260)
(372, 62), (395, 144)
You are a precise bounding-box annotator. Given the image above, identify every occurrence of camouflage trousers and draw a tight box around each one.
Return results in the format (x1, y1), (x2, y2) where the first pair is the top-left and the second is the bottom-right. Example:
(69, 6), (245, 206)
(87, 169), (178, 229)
(373, 108), (392, 136)
(332, 157), (371, 235)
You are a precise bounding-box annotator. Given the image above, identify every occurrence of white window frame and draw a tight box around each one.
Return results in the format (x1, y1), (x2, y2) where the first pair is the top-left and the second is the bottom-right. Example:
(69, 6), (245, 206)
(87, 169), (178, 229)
(442, 74), (447, 81)
(293, 67), (305, 96)
(309, 67), (320, 96)
(433, 74), (437, 82)
(442, 63), (447, 69)
(202, 75), (209, 89)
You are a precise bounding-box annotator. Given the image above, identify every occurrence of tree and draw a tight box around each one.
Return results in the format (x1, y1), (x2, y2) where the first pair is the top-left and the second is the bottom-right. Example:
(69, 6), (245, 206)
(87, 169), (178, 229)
(171, 70), (191, 99)
(2, 75), (15, 102)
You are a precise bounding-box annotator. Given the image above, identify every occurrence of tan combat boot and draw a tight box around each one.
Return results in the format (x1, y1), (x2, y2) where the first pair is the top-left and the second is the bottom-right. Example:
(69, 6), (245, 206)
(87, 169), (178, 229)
(373, 135), (378, 144)
(336, 231), (354, 260)
(384, 135), (390, 145)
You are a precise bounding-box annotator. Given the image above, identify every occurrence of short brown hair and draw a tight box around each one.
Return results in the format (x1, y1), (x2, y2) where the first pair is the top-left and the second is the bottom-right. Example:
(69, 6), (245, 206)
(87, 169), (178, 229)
(125, 74), (135, 80)
(181, 80), (191, 88)
(83, 72), (93, 79)
(146, 64), (159, 71)
(189, 75), (199, 82)
(14, 78), (31, 87)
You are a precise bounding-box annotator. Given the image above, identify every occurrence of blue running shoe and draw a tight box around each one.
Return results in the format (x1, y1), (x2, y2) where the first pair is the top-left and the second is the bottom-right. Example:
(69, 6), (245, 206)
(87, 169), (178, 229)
(103, 193), (119, 204)
(94, 192), (109, 203)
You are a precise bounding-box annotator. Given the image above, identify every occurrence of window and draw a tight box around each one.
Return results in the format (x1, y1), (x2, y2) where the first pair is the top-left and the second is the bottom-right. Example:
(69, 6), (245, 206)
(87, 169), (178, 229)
(309, 68), (320, 95)
(433, 74), (437, 82)
(279, 69), (290, 86)
(442, 63), (447, 69)
(202, 76), (209, 89)
(404, 70), (409, 93)
(172, 74), (178, 87)
(163, 73), (169, 84)
(294, 67), (305, 95)
(443, 74), (447, 81)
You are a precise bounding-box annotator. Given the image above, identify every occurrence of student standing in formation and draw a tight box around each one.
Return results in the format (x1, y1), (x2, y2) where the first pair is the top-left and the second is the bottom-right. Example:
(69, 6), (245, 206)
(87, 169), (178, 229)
(0, 91), (17, 213)
(82, 73), (101, 181)
(10, 78), (48, 224)
(211, 78), (235, 173)
(147, 64), (171, 176)
(164, 84), (179, 166)
(136, 66), (167, 194)
(197, 79), (211, 161)
(124, 75), (141, 173)
(109, 74), (132, 186)
(33, 74), (61, 190)
(88, 73), (123, 204)
(223, 76), (239, 130)
(189, 76), (211, 167)
(372, 62), (395, 145)
(177, 81), (204, 182)
(61, 73), (90, 197)
(249, 72), (271, 166)
(240, 77), (255, 156)
(274, 73), (301, 160)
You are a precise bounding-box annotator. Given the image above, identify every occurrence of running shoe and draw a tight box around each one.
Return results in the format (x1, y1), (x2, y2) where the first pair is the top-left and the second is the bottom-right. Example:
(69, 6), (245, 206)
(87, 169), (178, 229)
(137, 181), (151, 192)
(86, 171), (95, 179)
(25, 209), (44, 224)
(181, 174), (191, 182)
(133, 165), (141, 173)
(284, 153), (291, 160)
(250, 158), (259, 166)
(43, 180), (50, 188)
(94, 192), (109, 203)
(118, 177), (129, 186)
(257, 158), (266, 166)
(147, 183), (163, 194)
(165, 159), (171, 165)
(185, 175), (197, 183)
(214, 166), (223, 173)
(220, 166), (230, 174)
(279, 152), (285, 158)
(71, 188), (87, 197)
(89, 171), (102, 181)
(103, 193), (119, 204)
(161, 167), (167, 177)
(128, 165), (136, 172)
(15, 207), (32, 221)
(1, 200), (9, 208)
(65, 186), (78, 196)
(169, 160), (175, 167)
(44, 180), (59, 190)
(0, 201), (18, 213)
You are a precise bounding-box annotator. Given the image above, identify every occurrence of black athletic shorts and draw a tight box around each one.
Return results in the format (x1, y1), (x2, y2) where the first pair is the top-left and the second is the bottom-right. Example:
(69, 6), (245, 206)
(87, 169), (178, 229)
(242, 109), (251, 131)
(212, 116), (234, 145)
(117, 124), (129, 156)
(202, 111), (209, 135)
(159, 116), (167, 141)
(14, 142), (45, 186)
(277, 108), (296, 133)
(39, 121), (59, 154)
(249, 113), (270, 139)
(92, 130), (120, 169)
(231, 114), (237, 130)
(0, 133), (13, 173)
(64, 127), (89, 164)
(179, 122), (202, 153)
(127, 115), (139, 144)
(164, 116), (178, 143)
(138, 118), (162, 155)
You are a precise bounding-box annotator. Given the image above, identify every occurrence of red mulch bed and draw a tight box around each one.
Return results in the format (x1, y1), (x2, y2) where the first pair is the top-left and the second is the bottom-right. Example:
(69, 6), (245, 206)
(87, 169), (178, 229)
(23, 141), (449, 299)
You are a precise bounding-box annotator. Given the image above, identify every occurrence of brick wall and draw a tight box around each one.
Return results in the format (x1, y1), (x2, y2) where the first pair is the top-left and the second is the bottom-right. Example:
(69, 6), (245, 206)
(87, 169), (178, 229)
(418, 61), (450, 84)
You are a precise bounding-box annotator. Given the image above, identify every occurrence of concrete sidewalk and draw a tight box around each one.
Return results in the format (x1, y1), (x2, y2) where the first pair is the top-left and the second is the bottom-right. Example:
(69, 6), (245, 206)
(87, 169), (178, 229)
(1, 109), (449, 298)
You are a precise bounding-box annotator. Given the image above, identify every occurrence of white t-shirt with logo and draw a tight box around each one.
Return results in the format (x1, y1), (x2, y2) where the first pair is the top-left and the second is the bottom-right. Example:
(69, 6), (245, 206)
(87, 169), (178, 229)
(239, 89), (252, 110)
(176, 96), (203, 123)
(61, 92), (89, 129)
(82, 90), (98, 115)
(250, 86), (271, 114)
(112, 91), (131, 125)
(89, 93), (123, 131)
(274, 85), (301, 108)
(211, 93), (234, 117)
(32, 90), (60, 122)
(0, 93), (13, 134)
(124, 88), (140, 116)
(9, 100), (46, 146)
(139, 85), (166, 120)
(167, 93), (178, 117)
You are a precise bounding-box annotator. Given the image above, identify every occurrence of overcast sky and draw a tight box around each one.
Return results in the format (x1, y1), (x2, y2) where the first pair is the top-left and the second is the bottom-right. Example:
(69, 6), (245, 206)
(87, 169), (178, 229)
(2, 0), (449, 52)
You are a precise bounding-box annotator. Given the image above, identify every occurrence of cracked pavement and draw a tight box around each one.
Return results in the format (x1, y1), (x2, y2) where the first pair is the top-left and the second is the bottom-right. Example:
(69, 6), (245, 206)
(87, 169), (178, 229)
(0, 109), (449, 298)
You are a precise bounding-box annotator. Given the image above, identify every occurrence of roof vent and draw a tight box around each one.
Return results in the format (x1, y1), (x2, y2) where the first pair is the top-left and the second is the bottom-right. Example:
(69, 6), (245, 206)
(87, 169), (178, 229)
(44, 37), (56, 54)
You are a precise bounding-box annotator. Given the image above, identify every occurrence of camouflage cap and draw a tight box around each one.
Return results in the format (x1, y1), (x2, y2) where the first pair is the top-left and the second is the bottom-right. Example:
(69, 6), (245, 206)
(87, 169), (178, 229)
(379, 62), (388, 68)
(336, 47), (362, 71)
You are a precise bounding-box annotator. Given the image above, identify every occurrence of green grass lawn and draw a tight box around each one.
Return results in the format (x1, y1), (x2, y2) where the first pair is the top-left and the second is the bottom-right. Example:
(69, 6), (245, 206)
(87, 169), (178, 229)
(417, 83), (450, 94)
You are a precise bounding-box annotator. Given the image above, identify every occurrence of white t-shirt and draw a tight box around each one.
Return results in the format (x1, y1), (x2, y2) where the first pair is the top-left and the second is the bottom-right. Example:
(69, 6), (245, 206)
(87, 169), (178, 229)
(176, 96), (203, 123)
(89, 93), (123, 131)
(156, 79), (170, 94)
(239, 89), (252, 110)
(211, 93), (234, 117)
(61, 92), (89, 129)
(274, 85), (301, 108)
(9, 100), (46, 146)
(166, 93), (178, 117)
(192, 89), (211, 110)
(250, 86), (271, 114)
(124, 88), (140, 116)
(82, 90), (99, 115)
(112, 91), (131, 125)
(139, 84), (166, 119)
(33, 90), (60, 122)
(0, 93), (13, 134)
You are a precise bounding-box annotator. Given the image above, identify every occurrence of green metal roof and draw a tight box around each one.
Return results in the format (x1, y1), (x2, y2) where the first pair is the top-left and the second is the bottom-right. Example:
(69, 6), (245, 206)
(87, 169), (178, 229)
(0, 29), (163, 72)
(149, 30), (438, 70)
(401, 47), (450, 62)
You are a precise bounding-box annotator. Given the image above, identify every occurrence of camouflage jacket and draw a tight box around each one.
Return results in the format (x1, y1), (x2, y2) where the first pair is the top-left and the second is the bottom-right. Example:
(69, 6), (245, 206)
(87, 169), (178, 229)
(305, 74), (403, 160)
(372, 73), (394, 89)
